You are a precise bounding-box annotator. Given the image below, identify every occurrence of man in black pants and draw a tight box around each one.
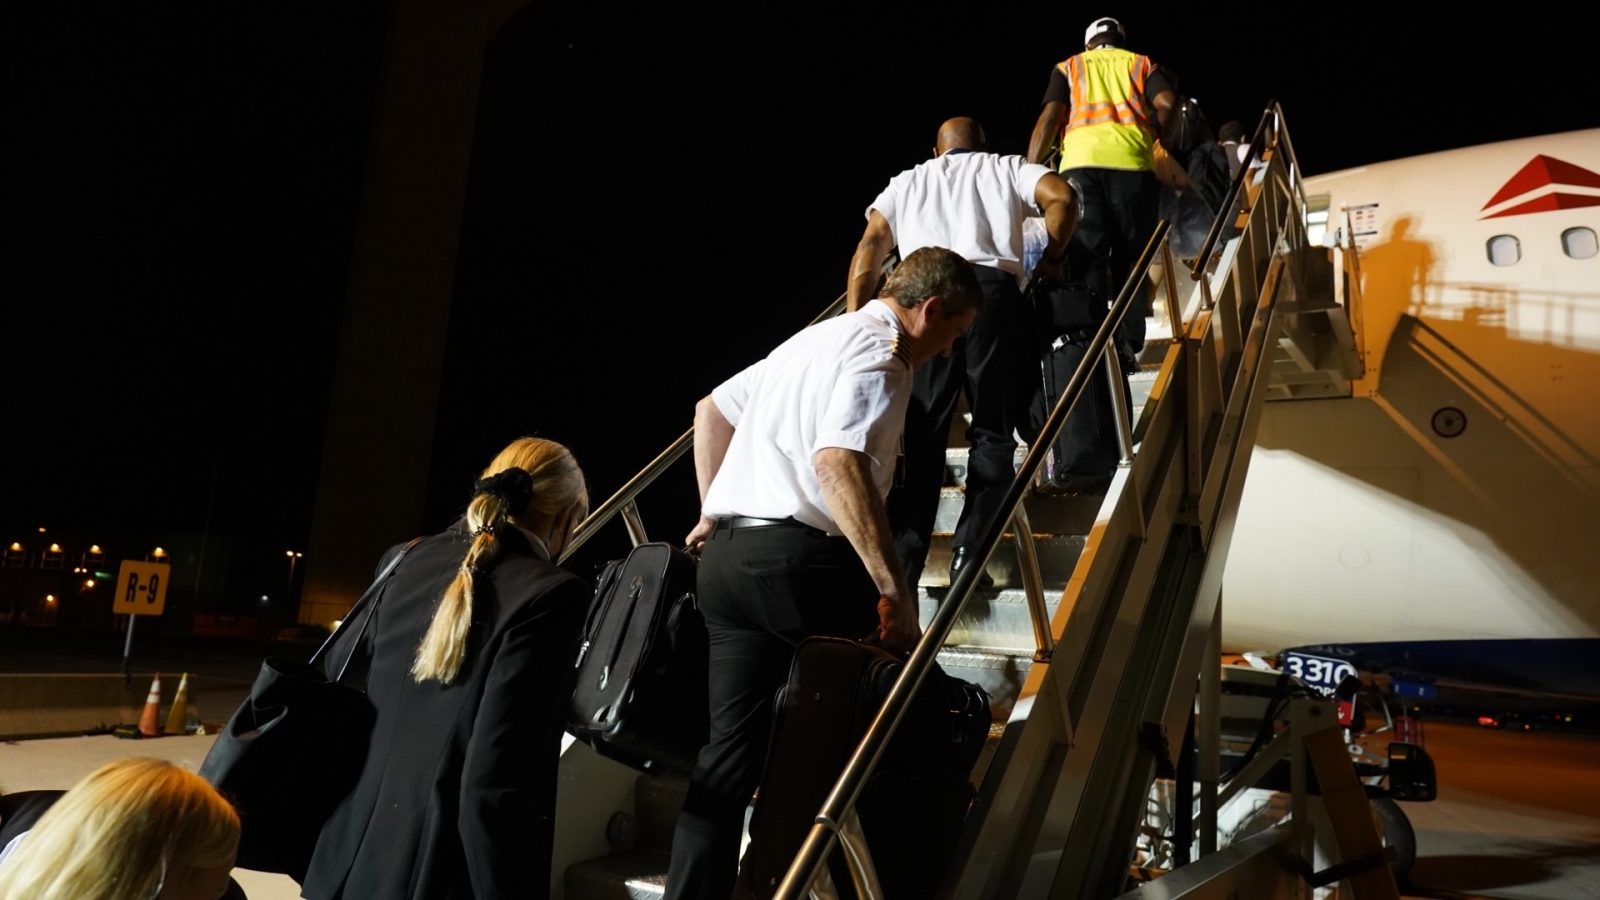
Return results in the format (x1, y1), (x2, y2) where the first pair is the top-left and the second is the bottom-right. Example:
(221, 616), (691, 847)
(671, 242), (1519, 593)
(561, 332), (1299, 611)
(846, 117), (1078, 589)
(664, 247), (982, 900)
(1027, 16), (1178, 376)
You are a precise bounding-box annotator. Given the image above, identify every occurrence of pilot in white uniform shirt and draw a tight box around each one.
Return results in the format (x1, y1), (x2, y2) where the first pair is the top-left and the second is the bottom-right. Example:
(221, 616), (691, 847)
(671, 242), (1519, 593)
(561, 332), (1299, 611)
(700, 297), (912, 531)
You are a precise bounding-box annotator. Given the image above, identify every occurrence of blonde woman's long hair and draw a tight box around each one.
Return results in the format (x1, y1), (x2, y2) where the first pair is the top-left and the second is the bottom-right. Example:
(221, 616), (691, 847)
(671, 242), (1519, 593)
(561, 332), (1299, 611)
(411, 436), (588, 684)
(0, 757), (239, 900)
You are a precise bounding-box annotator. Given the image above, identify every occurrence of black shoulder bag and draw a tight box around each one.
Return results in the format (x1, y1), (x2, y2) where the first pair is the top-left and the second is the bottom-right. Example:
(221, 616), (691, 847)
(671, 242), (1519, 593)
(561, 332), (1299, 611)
(199, 537), (421, 882)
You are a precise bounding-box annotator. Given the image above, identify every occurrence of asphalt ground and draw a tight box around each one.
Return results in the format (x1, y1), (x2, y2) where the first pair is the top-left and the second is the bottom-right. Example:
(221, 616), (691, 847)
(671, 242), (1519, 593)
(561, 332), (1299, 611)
(1398, 720), (1600, 899)
(1, 721), (1594, 899)
(0, 627), (308, 739)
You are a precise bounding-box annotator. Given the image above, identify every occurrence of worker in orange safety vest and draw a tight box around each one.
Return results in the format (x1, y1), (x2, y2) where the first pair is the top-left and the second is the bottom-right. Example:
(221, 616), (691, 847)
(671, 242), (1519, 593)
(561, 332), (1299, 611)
(1026, 16), (1179, 375)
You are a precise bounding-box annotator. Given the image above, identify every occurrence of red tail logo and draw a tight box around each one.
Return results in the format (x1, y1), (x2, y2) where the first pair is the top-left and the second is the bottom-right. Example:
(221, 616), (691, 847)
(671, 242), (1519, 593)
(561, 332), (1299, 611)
(1480, 155), (1600, 219)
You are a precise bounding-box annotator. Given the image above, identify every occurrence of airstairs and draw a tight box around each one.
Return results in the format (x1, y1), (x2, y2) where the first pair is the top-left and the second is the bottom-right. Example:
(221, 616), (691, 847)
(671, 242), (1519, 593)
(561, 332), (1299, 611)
(554, 104), (1379, 899)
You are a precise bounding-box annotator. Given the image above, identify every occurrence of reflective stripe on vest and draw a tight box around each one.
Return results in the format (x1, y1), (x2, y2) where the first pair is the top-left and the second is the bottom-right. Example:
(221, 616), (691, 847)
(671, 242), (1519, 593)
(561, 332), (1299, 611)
(1057, 47), (1157, 172)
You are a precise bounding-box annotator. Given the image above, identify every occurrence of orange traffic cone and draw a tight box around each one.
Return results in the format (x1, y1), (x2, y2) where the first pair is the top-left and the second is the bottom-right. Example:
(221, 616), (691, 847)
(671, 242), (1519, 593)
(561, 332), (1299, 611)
(164, 672), (190, 735)
(138, 672), (162, 737)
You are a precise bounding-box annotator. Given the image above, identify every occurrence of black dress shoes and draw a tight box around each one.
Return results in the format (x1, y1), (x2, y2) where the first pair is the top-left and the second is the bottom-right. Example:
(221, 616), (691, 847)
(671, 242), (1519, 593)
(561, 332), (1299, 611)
(949, 546), (995, 589)
(1035, 471), (1114, 498)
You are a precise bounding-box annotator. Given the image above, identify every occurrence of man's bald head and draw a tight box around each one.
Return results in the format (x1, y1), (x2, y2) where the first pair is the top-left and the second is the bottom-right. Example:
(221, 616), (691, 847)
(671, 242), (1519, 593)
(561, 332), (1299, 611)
(934, 117), (987, 156)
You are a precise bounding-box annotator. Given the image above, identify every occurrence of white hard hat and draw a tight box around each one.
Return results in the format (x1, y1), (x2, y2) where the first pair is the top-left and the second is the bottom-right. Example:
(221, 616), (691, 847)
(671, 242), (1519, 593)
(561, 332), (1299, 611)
(1084, 16), (1123, 47)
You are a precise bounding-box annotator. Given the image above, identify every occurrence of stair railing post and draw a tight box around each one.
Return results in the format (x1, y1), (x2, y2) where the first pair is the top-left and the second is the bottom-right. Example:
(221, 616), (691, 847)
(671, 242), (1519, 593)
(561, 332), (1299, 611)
(1162, 241), (1186, 340)
(1199, 592), (1222, 855)
(1009, 503), (1054, 662)
(836, 809), (885, 900)
(1290, 701), (1313, 900)
(1104, 347), (1134, 466)
(620, 501), (648, 547)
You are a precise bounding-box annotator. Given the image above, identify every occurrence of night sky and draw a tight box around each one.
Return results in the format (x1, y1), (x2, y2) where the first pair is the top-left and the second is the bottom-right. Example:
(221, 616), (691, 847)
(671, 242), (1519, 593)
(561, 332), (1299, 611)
(4, 4), (1595, 610)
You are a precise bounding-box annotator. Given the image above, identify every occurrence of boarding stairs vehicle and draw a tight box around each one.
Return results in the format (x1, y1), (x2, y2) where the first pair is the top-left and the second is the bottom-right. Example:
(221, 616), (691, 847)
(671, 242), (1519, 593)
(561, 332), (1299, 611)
(552, 103), (1389, 899)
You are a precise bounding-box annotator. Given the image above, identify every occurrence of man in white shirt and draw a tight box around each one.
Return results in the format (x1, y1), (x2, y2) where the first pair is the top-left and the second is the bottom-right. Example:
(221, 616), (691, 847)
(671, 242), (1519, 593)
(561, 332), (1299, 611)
(664, 246), (983, 900)
(846, 117), (1078, 589)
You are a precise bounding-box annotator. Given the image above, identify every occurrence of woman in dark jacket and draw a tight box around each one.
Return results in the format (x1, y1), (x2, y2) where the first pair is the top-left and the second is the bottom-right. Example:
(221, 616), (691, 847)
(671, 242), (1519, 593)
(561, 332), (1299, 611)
(302, 436), (592, 899)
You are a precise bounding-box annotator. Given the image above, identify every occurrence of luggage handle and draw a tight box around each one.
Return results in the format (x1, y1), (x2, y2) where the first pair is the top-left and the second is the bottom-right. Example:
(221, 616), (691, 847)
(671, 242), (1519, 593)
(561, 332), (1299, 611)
(858, 631), (913, 661)
(574, 559), (625, 670)
(598, 575), (645, 692)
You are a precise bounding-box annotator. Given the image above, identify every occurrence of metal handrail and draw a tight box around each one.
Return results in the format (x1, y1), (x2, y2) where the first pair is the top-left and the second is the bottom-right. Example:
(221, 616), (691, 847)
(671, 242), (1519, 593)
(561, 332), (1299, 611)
(1269, 99), (1310, 211)
(558, 293), (850, 564)
(774, 220), (1174, 899)
(1341, 206), (1368, 372)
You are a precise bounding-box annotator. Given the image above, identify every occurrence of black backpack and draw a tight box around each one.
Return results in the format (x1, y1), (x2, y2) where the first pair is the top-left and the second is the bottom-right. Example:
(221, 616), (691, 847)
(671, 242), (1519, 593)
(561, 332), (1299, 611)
(1185, 140), (1233, 217)
(1164, 96), (1232, 217)
(1164, 95), (1212, 168)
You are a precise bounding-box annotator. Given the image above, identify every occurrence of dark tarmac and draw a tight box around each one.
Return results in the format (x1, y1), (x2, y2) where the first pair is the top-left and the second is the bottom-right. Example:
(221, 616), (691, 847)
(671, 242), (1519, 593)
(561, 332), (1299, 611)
(0, 627), (298, 739)
(1400, 720), (1600, 899)
(3, 648), (1594, 899)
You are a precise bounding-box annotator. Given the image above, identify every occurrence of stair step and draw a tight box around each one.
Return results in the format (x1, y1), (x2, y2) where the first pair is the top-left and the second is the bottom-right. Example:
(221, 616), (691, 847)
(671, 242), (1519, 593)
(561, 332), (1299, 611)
(928, 488), (1108, 545)
(569, 789), (758, 899)
(635, 772), (689, 854)
(564, 730), (1012, 899)
(624, 874), (667, 900)
(1130, 366), (1159, 412)
(564, 849), (670, 900)
(921, 584), (1065, 654)
(939, 366), (1157, 487)
(920, 532), (1085, 590)
(942, 444), (1030, 488)
(937, 646), (1037, 721)
(1021, 490), (1119, 536)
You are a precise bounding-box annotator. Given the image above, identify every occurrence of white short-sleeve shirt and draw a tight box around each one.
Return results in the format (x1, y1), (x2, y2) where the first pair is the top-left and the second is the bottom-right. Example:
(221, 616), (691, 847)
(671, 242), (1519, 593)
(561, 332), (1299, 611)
(869, 151), (1052, 278)
(702, 300), (913, 534)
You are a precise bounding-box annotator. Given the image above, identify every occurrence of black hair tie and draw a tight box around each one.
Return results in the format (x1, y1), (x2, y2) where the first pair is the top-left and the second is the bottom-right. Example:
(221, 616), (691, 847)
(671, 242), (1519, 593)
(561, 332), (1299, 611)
(473, 467), (533, 513)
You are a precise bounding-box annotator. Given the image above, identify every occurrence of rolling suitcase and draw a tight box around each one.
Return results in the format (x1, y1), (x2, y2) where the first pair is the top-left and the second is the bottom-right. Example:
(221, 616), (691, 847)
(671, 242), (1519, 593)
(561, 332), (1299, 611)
(735, 636), (992, 899)
(567, 541), (708, 774)
(1031, 279), (1131, 490)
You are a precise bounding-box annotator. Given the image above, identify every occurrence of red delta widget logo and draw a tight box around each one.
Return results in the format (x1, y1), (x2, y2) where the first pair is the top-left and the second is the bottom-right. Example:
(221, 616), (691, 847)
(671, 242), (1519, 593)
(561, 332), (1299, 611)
(1480, 155), (1600, 219)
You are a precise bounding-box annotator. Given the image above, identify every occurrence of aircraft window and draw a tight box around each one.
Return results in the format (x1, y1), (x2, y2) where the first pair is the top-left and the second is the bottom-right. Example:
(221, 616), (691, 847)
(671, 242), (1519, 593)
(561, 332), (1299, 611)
(1486, 234), (1520, 266)
(1561, 227), (1598, 259)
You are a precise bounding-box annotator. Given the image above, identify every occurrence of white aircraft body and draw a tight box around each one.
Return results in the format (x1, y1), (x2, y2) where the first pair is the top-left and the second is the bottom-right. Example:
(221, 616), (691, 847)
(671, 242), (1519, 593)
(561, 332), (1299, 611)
(1222, 128), (1600, 696)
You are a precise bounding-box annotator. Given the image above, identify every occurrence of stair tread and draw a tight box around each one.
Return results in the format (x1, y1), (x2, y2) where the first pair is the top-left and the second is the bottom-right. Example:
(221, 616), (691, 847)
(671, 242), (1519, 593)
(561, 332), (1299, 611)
(922, 585), (1062, 601)
(938, 646), (1038, 665)
(565, 849), (670, 900)
(568, 848), (670, 873)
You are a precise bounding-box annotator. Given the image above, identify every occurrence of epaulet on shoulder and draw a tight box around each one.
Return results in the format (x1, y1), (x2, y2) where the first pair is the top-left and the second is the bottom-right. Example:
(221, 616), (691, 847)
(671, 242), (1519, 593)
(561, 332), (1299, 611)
(890, 330), (911, 369)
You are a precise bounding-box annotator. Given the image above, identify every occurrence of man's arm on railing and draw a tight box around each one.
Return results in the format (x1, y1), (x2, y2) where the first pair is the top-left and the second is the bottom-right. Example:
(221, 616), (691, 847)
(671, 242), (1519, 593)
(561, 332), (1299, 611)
(686, 395), (734, 547)
(813, 447), (920, 654)
(845, 210), (895, 312)
(1032, 171), (1079, 283)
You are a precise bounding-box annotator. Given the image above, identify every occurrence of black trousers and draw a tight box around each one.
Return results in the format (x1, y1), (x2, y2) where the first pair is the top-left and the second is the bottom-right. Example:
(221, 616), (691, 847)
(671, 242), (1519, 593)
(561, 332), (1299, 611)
(664, 521), (878, 900)
(1061, 167), (1160, 361)
(886, 265), (1035, 588)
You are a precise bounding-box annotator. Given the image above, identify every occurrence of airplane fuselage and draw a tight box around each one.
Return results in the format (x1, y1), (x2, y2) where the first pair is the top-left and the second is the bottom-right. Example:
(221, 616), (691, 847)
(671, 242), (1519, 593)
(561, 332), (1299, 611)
(1222, 129), (1600, 693)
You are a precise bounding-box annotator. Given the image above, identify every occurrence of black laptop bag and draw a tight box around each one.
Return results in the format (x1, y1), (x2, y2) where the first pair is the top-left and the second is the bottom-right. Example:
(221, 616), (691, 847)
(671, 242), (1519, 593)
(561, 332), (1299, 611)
(567, 541), (708, 774)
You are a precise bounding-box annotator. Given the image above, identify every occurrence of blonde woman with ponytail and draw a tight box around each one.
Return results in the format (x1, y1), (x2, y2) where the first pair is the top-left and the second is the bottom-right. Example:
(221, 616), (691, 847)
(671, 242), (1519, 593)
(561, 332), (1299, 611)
(301, 437), (592, 900)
